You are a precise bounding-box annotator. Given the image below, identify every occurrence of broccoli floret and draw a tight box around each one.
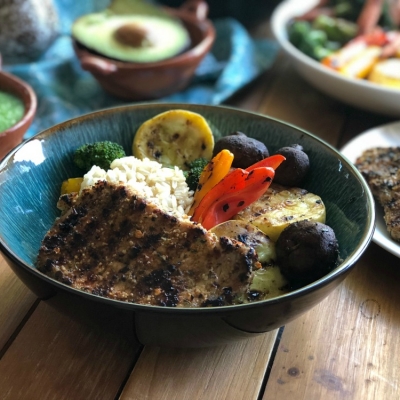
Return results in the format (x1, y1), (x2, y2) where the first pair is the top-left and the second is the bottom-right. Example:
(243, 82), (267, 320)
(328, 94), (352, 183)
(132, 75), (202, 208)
(184, 158), (209, 191)
(73, 141), (126, 172)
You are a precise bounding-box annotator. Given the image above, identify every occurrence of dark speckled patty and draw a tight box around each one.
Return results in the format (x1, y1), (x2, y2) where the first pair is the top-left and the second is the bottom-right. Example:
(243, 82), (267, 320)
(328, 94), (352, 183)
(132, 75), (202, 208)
(355, 147), (400, 242)
(37, 181), (260, 307)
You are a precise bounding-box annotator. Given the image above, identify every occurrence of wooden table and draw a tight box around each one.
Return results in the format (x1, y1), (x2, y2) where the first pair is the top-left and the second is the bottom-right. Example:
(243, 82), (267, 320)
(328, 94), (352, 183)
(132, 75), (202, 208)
(1, 22), (400, 400)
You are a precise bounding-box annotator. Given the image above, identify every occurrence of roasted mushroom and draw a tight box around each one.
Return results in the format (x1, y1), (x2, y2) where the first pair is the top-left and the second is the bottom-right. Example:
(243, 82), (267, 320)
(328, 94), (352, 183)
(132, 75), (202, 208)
(273, 144), (310, 187)
(275, 220), (339, 284)
(213, 132), (269, 168)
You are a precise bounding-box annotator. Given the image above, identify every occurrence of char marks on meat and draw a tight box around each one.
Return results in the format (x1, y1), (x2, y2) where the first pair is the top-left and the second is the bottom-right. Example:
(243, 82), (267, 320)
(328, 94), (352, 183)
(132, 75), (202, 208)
(37, 181), (260, 307)
(356, 147), (400, 242)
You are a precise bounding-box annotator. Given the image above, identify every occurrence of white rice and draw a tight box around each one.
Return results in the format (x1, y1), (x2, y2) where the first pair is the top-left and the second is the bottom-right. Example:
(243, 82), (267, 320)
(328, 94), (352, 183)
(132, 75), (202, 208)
(80, 156), (194, 217)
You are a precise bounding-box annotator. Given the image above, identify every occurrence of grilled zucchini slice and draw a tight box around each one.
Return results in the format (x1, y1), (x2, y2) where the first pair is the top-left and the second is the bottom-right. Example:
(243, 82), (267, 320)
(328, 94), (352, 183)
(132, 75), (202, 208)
(210, 220), (276, 265)
(249, 266), (289, 300)
(233, 183), (326, 242)
(133, 109), (214, 169)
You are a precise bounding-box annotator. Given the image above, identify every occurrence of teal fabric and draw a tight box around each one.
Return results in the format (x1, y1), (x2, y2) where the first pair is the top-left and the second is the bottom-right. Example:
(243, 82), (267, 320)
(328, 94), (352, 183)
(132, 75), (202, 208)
(3, 1), (279, 139)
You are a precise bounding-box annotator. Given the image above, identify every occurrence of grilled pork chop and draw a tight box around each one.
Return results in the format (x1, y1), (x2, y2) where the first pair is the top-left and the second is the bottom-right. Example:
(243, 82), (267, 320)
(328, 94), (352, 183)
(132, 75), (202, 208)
(37, 181), (261, 307)
(355, 147), (400, 242)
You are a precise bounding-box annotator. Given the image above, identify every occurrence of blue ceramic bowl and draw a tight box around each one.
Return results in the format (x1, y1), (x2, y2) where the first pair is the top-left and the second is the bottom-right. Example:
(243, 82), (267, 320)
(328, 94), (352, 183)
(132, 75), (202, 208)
(0, 104), (374, 347)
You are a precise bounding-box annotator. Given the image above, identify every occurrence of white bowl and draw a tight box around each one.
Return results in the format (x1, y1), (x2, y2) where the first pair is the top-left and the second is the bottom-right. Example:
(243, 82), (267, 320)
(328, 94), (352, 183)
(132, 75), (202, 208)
(271, 0), (400, 117)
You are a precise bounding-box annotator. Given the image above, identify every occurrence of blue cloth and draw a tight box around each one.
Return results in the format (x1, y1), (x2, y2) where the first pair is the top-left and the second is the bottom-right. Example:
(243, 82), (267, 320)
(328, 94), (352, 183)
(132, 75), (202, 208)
(3, 1), (278, 139)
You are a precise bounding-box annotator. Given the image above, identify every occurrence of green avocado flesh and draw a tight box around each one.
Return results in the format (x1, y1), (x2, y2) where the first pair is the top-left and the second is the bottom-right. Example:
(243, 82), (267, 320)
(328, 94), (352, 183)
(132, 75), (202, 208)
(72, 11), (190, 63)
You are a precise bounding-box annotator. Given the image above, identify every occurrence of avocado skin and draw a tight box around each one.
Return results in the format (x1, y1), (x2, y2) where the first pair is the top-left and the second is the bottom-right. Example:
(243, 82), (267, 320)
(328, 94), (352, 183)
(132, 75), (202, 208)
(0, 0), (59, 63)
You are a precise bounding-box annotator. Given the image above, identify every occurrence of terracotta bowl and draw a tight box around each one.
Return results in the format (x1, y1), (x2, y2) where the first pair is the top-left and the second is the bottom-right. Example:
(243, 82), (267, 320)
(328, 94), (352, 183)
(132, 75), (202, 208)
(0, 103), (374, 347)
(72, 0), (216, 101)
(0, 63), (37, 160)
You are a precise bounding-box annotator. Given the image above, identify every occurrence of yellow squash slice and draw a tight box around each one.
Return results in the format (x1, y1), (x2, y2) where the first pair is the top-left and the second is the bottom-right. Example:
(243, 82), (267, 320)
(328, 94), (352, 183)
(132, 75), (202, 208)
(132, 109), (214, 169)
(233, 183), (326, 242)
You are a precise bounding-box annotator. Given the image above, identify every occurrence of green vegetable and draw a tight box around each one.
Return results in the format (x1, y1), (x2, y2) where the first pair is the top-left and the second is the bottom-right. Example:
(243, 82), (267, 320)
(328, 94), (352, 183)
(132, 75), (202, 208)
(288, 21), (339, 60)
(288, 20), (311, 48)
(73, 141), (126, 172)
(333, 0), (364, 21)
(184, 157), (209, 191)
(312, 15), (358, 44)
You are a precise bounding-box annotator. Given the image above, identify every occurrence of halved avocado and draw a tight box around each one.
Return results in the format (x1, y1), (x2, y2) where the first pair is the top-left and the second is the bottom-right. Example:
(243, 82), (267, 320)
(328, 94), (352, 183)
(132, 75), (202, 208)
(72, 0), (190, 63)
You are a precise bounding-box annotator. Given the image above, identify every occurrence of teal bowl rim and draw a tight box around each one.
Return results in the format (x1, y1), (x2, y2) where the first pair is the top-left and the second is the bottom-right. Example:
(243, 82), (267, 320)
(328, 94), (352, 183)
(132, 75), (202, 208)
(0, 103), (376, 315)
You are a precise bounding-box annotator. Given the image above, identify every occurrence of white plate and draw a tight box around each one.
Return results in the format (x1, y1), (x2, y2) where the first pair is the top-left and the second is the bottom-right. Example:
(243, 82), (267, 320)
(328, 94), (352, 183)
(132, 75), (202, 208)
(271, 0), (400, 117)
(340, 120), (400, 257)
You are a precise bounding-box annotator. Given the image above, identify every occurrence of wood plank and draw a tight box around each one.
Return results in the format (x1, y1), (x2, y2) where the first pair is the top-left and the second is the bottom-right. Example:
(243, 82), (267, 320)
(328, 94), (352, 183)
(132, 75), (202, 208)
(120, 331), (278, 400)
(255, 56), (347, 146)
(263, 244), (400, 399)
(0, 255), (37, 352)
(228, 71), (275, 113)
(0, 301), (142, 400)
(337, 107), (397, 150)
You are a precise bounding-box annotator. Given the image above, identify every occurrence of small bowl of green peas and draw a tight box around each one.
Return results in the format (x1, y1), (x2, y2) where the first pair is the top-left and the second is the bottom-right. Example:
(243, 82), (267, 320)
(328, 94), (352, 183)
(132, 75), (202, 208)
(0, 56), (37, 161)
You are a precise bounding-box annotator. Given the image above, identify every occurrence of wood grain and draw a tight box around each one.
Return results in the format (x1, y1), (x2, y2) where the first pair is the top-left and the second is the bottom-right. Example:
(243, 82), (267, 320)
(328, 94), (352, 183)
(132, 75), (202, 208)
(337, 107), (396, 150)
(0, 255), (37, 352)
(120, 331), (278, 400)
(263, 244), (400, 399)
(0, 301), (142, 400)
(255, 57), (346, 145)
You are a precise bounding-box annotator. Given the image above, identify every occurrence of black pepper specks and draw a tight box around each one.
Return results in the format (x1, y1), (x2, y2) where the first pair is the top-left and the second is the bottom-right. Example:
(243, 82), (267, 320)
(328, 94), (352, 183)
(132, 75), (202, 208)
(202, 296), (225, 307)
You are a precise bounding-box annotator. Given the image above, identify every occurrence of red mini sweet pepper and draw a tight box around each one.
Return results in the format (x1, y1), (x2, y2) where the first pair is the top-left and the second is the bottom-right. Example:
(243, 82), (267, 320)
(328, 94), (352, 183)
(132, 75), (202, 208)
(245, 154), (286, 172)
(191, 155), (285, 230)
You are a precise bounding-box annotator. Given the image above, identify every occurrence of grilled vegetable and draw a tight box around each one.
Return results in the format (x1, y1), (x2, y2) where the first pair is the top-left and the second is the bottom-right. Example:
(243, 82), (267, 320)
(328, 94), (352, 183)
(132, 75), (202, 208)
(191, 167), (275, 230)
(276, 220), (339, 284)
(368, 58), (400, 88)
(233, 184), (326, 242)
(188, 149), (234, 216)
(249, 267), (289, 300)
(322, 42), (382, 78)
(191, 156), (285, 230)
(245, 154), (287, 172)
(210, 220), (276, 265)
(212, 132), (269, 169)
(210, 220), (289, 301)
(273, 144), (310, 187)
(61, 178), (84, 195)
(132, 109), (214, 169)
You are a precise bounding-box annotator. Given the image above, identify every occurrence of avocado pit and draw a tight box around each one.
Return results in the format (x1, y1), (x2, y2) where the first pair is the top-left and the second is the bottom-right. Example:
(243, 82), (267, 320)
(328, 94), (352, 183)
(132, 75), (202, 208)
(114, 23), (153, 48)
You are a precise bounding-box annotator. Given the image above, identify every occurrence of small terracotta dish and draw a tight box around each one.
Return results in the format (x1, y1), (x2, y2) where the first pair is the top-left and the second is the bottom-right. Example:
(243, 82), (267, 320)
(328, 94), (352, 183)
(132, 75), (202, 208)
(0, 60), (37, 160)
(72, 0), (216, 100)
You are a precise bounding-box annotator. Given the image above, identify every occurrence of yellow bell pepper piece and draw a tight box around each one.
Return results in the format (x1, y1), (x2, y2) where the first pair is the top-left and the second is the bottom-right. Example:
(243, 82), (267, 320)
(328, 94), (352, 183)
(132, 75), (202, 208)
(322, 40), (367, 70)
(339, 46), (381, 79)
(368, 58), (400, 88)
(61, 178), (84, 195)
(188, 149), (234, 216)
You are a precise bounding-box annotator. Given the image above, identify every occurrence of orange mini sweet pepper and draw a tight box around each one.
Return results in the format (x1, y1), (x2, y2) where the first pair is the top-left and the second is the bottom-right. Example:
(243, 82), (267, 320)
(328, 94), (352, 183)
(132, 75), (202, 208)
(188, 149), (234, 216)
